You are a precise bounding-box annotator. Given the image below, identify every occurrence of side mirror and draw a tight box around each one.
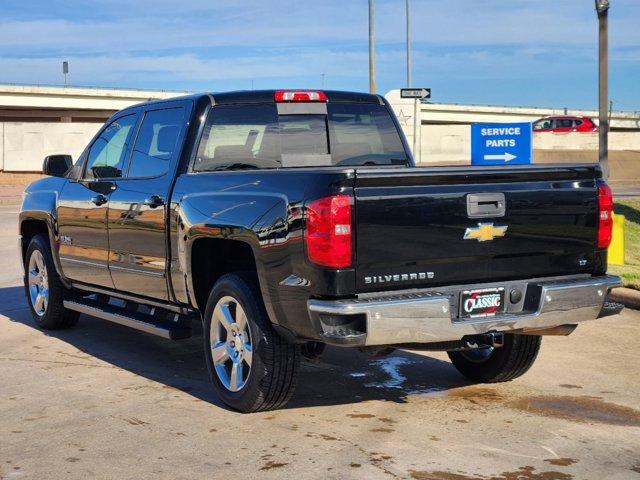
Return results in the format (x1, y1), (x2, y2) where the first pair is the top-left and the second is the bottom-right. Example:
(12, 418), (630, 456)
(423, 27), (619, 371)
(43, 154), (73, 177)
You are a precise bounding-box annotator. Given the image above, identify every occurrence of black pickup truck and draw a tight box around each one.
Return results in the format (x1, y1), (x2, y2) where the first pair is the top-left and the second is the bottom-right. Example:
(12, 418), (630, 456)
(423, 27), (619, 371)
(19, 89), (622, 412)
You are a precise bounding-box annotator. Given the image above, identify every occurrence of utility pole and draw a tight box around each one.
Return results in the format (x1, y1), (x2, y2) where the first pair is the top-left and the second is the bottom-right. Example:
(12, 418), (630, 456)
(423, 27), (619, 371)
(406, 0), (419, 162)
(368, 0), (376, 94)
(595, 0), (610, 179)
(406, 0), (411, 88)
(321, 73), (326, 89)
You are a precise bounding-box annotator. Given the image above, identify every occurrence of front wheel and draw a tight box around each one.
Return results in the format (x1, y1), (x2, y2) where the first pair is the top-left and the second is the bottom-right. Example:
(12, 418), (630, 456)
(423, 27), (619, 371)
(23, 234), (79, 329)
(203, 273), (300, 412)
(447, 334), (541, 383)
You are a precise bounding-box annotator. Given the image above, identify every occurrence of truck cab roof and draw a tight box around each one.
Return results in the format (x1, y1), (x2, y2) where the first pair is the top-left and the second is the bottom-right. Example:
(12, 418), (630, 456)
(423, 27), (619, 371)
(131, 90), (383, 110)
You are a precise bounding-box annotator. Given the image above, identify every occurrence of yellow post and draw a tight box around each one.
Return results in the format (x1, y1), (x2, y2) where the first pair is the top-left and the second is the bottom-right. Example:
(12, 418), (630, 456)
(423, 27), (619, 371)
(608, 213), (625, 265)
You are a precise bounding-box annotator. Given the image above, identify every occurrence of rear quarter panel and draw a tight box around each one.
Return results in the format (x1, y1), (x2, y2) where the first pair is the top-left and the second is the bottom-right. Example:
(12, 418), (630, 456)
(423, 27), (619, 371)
(170, 169), (355, 339)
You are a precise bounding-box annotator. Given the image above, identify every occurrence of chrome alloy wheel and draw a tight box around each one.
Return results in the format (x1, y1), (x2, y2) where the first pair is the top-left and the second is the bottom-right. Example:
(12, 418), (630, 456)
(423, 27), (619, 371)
(28, 250), (49, 317)
(210, 296), (253, 392)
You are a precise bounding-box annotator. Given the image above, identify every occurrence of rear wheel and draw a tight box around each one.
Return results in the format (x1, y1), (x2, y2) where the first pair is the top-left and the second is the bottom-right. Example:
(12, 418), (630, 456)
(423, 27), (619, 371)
(24, 235), (79, 329)
(203, 273), (300, 412)
(447, 334), (541, 383)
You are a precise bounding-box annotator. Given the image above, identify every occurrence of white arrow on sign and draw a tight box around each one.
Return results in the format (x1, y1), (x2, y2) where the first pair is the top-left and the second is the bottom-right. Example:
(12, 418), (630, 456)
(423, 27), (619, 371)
(483, 152), (517, 162)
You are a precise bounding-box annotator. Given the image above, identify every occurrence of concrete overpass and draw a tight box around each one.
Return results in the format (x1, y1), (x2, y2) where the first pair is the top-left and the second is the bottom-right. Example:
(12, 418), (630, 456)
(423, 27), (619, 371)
(0, 84), (186, 173)
(0, 84), (184, 122)
(1, 84), (639, 176)
(385, 90), (640, 131)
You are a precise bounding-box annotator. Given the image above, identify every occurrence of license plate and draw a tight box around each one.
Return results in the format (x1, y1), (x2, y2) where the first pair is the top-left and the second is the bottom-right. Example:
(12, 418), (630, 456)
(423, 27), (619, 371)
(459, 287), (505, 318)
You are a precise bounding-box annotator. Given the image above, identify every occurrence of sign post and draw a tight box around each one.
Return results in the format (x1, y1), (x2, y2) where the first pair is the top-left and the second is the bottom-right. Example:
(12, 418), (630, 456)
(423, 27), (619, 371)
(400, 88), (431, 163)
(471, 122), (532, 166)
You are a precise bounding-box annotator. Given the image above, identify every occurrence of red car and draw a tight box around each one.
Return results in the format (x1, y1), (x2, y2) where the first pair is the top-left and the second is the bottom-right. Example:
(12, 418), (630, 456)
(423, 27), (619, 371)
(533, 116), (598, 133)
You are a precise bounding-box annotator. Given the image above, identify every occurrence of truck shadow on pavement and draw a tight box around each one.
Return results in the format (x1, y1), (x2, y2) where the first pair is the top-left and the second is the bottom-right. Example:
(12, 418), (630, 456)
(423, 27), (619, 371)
(0, 285), (469, 411)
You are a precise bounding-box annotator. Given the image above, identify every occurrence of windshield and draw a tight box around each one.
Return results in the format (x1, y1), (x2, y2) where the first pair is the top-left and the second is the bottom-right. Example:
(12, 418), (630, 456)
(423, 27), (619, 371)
(193, 102), (408, 171)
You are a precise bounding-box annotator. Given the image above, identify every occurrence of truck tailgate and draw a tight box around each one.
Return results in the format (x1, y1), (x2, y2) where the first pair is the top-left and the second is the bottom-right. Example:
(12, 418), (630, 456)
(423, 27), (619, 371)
(354, 165), (600, 293)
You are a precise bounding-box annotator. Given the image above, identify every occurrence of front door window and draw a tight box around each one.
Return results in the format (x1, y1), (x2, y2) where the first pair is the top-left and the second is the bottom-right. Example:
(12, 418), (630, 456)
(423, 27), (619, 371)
(85, 114), (137, 179)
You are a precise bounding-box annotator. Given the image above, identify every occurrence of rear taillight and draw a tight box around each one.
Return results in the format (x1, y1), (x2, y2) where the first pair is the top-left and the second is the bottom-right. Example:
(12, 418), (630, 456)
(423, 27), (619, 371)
(597, 183), (614, 249)
(274, 90), (327, 102)
(305, 194), (352, 268)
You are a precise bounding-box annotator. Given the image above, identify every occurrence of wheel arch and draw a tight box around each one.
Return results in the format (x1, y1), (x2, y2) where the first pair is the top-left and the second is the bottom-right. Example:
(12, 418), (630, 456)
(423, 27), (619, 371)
(188, 236), (262, 315)
(19, 217), (50, 260)
(19, 211), (65, 277)
(19, 186), (67, 284)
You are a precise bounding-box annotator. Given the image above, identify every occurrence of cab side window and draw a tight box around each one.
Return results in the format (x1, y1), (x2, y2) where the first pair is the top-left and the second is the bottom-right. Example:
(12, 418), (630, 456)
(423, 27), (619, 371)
(128, 107), (185, 178)
(85, 114), (137, 179)
(534, 119), (552, 130)
(194, 104), (281, 171)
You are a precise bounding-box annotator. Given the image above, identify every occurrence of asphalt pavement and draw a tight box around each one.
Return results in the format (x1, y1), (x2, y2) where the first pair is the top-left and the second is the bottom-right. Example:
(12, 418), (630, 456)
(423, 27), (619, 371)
(1, 204), (639, 480)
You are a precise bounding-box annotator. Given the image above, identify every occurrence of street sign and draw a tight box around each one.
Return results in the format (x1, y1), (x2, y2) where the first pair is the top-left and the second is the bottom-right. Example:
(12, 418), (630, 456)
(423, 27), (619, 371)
(400, 88), (431, 99)
(471, 122), (532, 165)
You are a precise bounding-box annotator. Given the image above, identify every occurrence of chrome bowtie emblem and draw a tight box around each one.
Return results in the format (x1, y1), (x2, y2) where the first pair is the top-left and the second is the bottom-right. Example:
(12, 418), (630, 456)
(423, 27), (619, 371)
(463, 223), (508, 242)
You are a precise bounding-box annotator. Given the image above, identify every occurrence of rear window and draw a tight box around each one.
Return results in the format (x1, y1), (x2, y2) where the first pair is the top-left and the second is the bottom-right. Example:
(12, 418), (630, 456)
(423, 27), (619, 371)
(193, 103), (407, 171)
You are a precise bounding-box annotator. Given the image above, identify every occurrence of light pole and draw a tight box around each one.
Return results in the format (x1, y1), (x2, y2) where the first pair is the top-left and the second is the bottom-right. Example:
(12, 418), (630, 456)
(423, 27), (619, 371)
(595, 0), (610, 179)
(368, 0), (376, 94)
(62, 61), (69, 87)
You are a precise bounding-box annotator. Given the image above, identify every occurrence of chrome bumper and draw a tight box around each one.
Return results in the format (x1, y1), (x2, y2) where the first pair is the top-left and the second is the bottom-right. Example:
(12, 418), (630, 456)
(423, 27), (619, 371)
(307, 275), (621, 346)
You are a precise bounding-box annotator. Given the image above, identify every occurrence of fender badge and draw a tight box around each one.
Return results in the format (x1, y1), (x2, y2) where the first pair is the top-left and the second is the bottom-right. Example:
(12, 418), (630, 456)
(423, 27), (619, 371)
(60, 235), (73, 245)
(463, 223), (508, 242)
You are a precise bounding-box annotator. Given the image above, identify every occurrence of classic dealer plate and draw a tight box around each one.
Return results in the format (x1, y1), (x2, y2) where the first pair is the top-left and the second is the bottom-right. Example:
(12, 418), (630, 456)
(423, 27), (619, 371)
(459, 287), (505, 318)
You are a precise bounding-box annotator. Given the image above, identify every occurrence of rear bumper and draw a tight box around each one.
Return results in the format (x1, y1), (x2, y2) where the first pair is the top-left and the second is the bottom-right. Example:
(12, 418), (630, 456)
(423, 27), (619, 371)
(307, 275), (621, 346)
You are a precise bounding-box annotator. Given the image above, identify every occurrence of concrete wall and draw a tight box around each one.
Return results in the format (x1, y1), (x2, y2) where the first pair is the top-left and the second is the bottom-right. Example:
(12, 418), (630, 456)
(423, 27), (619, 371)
(533, 131), (640, 151)
(420, 125), (470, 163)
(1, 122), (101, 172)
(0, 123), (4, 171)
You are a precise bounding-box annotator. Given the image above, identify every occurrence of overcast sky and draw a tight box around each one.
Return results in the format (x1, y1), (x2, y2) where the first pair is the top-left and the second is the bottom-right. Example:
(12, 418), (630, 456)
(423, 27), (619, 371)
(0, 0), (638, 110)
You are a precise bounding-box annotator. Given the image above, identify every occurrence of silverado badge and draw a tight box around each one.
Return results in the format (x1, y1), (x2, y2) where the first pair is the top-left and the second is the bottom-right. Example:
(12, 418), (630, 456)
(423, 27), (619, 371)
(463, 223), (508, 242)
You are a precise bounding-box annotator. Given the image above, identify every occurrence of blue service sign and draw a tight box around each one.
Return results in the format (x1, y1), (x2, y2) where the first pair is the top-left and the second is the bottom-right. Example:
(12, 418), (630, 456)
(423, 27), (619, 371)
(471, 122), (532, 165)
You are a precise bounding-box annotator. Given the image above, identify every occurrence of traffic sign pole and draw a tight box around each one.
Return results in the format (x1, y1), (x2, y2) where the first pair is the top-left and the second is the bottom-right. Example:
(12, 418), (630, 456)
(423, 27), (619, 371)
(400, 89), (430, 164)
(413, 98), (422, 163)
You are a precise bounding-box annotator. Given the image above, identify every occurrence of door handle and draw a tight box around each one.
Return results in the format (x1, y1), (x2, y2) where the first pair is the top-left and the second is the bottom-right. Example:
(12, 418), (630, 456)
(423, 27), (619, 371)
(91, 194), (108, 206)
(144, 195), (165, 208)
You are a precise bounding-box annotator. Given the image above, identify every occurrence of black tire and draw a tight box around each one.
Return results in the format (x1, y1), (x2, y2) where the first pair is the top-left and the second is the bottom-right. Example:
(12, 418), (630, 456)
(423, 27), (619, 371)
(447, 334), (541, 383)
(203, 272), (300, 412)
(23, 235), (79, 329)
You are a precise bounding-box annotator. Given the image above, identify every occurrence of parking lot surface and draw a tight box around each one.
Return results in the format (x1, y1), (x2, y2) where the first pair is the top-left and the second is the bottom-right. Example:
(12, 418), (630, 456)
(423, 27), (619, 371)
(1, 204), (639, 480)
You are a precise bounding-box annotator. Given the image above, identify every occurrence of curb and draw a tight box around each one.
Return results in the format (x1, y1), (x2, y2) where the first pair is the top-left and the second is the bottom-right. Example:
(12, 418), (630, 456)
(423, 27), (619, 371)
(610, 287), (640, 310)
